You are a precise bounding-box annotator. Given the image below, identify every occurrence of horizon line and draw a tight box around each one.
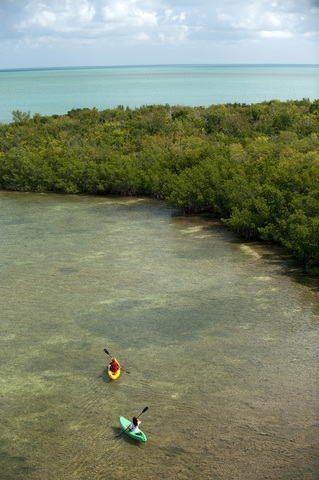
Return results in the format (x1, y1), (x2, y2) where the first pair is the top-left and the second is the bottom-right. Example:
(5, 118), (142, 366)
(1, 63), (318, 73)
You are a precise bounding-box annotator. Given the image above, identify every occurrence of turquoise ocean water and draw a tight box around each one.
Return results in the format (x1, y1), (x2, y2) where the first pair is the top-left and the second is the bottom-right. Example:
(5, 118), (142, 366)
(0, 64), (318, 124)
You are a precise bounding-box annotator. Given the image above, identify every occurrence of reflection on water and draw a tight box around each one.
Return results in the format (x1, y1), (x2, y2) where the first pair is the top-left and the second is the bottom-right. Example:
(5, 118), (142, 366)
(0, 191), (318, 480)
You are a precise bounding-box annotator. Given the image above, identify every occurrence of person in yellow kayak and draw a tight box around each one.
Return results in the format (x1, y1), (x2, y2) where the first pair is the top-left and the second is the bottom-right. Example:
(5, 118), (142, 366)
(109, 357), (120, 374)
(127, 417), (141, 433)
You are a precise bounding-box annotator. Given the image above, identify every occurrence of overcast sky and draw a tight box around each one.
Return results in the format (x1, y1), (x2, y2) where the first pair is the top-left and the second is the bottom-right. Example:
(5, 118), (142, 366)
(1, 0), (318, 69)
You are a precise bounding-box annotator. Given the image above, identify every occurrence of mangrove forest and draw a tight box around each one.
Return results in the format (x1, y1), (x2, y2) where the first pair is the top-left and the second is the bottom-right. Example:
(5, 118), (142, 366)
(0, 99), (319, 272)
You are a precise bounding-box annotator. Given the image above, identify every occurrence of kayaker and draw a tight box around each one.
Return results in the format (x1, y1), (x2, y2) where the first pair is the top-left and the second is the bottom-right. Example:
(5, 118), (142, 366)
(109, 357), (120, 373)
(127, 417), (141, 433)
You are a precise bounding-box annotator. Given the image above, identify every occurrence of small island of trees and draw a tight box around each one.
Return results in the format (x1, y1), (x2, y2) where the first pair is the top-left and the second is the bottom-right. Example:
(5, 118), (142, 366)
(0, 99), (318, 272)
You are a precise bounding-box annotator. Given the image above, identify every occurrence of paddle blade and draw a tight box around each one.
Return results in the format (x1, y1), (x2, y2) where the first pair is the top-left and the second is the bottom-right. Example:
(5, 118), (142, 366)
(104, 348), (110, 356)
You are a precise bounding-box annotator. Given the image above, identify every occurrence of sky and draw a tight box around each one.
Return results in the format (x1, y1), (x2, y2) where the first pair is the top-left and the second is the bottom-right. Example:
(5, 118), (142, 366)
(0, 0), (318, 69)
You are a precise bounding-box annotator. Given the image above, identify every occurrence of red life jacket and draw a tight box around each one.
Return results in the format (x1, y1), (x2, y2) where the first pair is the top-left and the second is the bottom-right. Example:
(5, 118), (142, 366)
(110, 361), (119, 373)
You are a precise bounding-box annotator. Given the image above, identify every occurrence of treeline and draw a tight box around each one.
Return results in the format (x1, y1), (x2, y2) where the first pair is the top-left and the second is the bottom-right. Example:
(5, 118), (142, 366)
(0, 100), (319, 272)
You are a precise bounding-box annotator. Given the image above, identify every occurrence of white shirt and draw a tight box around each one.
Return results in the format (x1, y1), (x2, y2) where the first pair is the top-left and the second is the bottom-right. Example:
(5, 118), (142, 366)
(130, 420), (141, 433)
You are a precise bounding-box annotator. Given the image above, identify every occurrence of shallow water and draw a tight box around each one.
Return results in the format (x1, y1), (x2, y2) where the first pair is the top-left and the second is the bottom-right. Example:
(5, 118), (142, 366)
(0, 191), (318, 480)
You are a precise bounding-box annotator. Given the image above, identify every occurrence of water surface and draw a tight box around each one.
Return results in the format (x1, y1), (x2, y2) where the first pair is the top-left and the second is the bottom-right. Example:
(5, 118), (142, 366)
(0, 64), (318, 123)
(0, 191), (318, 479)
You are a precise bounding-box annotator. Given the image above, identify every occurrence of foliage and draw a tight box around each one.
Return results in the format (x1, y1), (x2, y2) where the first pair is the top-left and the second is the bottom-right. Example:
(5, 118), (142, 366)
(0, 100), (319, 271)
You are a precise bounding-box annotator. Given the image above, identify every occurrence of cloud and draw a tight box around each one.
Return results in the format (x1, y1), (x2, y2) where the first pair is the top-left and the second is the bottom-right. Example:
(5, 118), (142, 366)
(216, 0), (318, 37)
(6, 0), (192, 46)
(4, 0), (198, 49)
(101, 0), (158, 29)
(14, 0), (96, 33)
(4, 0), (319, 42)
(0, 0), (318, 66)
(260, 30), (293, 38)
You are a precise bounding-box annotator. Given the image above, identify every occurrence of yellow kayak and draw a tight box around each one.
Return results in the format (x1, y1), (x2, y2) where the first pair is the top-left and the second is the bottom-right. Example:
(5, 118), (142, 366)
(108, 358), (121, 380)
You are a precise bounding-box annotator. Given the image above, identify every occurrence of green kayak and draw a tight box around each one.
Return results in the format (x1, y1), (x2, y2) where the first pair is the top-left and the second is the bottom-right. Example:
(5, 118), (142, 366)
(119, 416), (147, 442)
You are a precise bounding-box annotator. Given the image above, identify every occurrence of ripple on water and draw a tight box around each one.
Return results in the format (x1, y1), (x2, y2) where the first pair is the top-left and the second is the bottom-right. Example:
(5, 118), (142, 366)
(1, 192), (318, 480)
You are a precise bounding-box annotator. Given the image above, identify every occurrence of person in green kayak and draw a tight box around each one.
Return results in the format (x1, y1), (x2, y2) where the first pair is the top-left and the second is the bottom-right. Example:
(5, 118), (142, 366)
(109, 358), (120, 374)
(127, 417), (141, 433)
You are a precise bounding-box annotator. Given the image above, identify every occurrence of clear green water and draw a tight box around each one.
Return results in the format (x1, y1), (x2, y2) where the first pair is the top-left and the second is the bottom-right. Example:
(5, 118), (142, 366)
(0, 64), (318, 123)
(0, 191), (318, 480)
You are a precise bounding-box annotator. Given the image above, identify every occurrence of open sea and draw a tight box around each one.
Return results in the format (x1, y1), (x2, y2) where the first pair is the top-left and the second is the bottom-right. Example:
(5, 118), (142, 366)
(0, 64), (318, 124)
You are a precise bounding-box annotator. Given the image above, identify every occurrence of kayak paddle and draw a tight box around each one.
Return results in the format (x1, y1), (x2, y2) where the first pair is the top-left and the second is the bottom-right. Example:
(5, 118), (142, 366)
(104, 348), (131, 374)
(116, 406), (149, 438)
